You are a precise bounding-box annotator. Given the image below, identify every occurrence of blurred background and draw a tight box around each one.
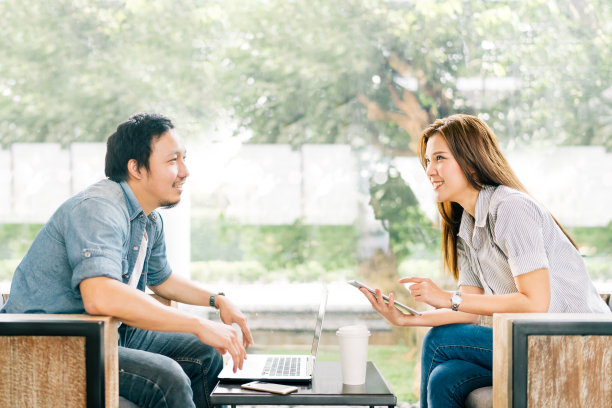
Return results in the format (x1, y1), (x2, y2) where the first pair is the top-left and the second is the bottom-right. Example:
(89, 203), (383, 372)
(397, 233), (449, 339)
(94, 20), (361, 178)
(1, 0), (611, 403)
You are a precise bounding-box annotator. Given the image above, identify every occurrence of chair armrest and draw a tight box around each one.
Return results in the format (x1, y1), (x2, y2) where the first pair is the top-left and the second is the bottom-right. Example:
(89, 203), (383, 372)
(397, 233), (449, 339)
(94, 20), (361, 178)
(0, 314), (119, 408)
(493, 313), (612, 408)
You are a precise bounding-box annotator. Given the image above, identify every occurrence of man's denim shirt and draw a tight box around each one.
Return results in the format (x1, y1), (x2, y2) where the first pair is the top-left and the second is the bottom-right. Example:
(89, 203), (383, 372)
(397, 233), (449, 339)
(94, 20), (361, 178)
(1, 179), (172, 314)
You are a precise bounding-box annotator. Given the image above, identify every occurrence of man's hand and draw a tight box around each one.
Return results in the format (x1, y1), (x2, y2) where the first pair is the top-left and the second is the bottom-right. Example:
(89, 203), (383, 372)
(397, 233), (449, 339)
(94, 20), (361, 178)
(216, 296), (254, 349)
(400, 277), (450, 309)
(196, 319), (248, 372)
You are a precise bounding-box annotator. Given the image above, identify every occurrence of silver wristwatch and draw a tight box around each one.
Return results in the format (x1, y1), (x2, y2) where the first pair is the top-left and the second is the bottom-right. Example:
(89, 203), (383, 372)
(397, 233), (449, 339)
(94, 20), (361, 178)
(451, 291), (462, 311)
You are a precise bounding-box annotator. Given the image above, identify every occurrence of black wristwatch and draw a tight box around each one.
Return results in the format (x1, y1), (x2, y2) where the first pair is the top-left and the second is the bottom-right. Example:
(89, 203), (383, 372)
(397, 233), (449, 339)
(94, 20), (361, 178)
(209, 292), (225, 309)
(451, 291), (462, 311)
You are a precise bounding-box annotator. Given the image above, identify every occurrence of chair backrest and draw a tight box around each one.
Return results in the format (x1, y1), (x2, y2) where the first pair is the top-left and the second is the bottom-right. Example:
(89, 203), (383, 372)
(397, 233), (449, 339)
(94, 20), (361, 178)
(601, 292), (612, 311)
(493, 310), (612, 408)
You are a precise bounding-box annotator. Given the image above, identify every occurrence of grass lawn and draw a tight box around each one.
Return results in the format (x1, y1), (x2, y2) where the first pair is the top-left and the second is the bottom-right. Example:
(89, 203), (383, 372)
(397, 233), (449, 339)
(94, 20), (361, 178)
(257, 344), (420, 404)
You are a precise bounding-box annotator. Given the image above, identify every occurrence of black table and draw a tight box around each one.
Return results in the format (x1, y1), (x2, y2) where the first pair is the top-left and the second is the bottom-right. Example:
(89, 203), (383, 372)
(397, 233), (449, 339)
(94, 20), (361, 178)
(211, 361), (397, 408)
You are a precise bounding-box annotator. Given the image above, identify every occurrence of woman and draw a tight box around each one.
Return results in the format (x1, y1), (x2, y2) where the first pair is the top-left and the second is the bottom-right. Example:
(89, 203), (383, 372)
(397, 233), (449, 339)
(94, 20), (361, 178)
(359, 114), (610, 408)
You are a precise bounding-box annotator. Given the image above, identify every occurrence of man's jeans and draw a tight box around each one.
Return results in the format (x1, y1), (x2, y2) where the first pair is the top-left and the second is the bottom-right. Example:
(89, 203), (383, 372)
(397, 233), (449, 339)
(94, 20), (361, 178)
(420, 324), (493, 408)
(118, 325), (224, 408)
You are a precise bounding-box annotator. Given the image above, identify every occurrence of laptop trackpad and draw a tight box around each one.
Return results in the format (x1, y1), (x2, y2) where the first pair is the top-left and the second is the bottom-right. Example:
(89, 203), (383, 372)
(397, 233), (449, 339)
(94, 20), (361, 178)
(220, 354), (269, 378)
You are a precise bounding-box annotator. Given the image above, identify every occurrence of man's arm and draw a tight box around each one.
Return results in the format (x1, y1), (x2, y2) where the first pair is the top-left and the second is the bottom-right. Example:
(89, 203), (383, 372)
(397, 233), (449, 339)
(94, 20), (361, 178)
(79, 276), (247, 372)
(148, 273), (216, 306)
(149, 273), (254, 348)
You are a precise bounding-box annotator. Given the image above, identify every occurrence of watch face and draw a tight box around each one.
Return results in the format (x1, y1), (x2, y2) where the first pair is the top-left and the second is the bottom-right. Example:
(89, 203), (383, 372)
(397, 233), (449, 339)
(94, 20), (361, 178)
(451, 292), (462, 311)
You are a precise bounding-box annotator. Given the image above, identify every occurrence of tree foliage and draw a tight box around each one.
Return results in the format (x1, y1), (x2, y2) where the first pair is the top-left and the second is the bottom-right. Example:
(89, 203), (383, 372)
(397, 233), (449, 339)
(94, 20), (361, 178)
(369, 168), (440, 260)
(217, 218), (358, 270)
(210, 0), (612, 260)
(2, 0), (610, 146)
(1, 0), (611, 264)
(0, 0), (220, 144)
(214, 0), (612, 151)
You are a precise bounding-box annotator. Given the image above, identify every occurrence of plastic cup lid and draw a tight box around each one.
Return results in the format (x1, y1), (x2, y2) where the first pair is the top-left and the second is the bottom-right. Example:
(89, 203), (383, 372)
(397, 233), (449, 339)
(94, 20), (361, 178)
(336, 324), (371, 336)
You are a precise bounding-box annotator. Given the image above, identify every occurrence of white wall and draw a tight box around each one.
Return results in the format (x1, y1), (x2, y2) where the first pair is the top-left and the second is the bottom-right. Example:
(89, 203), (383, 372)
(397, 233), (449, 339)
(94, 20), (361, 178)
(1, 143), (611, 267)
(185, 143), (360, 225)
(0, 143), (191, 278)
(394, 146), (612, 228)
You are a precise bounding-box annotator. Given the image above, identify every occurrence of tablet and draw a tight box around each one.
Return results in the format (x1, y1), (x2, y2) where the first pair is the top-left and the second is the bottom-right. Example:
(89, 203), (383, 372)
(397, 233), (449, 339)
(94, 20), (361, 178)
(348, 280), (422, 316)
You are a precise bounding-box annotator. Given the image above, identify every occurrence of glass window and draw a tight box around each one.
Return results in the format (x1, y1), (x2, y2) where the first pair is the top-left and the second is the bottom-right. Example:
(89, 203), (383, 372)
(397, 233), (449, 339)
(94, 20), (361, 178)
(1, 1), (610, 403)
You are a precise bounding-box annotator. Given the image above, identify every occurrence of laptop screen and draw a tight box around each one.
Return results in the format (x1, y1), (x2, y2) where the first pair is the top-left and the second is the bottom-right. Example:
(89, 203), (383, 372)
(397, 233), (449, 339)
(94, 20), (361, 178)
(310, 287), (328, 358)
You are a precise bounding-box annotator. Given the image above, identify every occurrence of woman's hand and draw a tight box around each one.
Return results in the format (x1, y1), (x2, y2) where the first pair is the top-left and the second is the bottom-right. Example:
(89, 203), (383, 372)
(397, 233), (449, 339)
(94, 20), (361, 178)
(359, 287), (414, 326)
(400, 277), (451, 309)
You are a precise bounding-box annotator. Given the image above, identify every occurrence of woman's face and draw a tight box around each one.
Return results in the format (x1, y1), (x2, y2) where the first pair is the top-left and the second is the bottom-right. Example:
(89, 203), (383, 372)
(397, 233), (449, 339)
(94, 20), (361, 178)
(424, 133), (476, 208)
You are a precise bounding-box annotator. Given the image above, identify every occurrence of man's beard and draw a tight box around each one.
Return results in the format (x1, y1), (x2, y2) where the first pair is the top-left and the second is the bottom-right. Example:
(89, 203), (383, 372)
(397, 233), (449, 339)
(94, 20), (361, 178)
(160, 179), (185, 209)
(160, 199), (180, 209)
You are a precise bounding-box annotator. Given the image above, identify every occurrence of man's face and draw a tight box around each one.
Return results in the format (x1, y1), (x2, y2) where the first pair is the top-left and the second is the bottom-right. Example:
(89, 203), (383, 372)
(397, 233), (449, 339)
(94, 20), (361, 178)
(136, 129), (189, 213)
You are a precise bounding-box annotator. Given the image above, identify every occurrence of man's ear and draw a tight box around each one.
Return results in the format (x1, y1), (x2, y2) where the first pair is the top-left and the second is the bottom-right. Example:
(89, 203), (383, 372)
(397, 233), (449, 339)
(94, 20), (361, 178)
(127, 159), (143, 180)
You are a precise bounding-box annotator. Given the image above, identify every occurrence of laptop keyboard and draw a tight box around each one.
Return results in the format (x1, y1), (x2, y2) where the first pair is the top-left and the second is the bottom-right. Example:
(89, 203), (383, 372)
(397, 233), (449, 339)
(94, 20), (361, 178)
(262, 356), (301, 377)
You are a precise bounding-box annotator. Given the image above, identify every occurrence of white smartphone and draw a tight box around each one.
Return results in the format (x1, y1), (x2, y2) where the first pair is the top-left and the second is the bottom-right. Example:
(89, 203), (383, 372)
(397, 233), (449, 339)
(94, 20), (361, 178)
(348, 279), (422, 316)
(241, 381), (299, 395)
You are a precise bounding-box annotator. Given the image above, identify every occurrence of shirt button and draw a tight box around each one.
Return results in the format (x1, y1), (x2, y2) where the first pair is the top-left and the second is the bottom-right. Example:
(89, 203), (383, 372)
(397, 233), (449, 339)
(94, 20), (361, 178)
(152, 214), (156, 220)
(123, 274), (129, 278)
(84, 251), (91, 258)
(139, 214), (144, 218)
(133, 246), (139, 251)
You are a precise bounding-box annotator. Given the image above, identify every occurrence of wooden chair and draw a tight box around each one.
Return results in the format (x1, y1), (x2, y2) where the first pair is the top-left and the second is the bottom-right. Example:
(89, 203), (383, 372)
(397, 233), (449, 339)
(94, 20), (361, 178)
(466, 293), (612, 408)
(492, 310), (612, 407)
(0, 293), (176, 408)
(0, 312), (119, 407)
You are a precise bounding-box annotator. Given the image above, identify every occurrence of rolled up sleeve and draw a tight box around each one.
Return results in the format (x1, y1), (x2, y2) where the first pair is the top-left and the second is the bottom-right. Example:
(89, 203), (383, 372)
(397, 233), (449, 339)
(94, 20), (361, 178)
(65, 198), (127, 291)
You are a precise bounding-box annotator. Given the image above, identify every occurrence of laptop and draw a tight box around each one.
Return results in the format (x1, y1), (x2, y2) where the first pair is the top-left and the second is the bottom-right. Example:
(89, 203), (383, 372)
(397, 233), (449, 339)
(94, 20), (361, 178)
(218, 287), (327, 383)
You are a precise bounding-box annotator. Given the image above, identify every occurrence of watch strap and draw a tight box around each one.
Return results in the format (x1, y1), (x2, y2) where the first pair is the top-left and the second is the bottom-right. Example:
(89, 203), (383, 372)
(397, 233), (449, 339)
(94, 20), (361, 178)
(209, 292), (225, 309)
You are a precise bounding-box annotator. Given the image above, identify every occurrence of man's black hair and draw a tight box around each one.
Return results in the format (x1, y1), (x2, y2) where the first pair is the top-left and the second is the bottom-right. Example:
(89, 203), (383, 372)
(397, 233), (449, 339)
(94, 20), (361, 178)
(105, 113), (174, 182)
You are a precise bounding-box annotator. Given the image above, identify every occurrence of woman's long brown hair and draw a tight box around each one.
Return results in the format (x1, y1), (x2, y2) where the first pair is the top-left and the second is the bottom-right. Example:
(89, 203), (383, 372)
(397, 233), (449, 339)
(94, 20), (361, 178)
(417, 114), (577, 280)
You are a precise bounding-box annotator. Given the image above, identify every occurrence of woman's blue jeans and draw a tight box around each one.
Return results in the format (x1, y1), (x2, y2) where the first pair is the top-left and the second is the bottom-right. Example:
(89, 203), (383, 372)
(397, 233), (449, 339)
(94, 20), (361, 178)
(420, 324), (493, 408)
(118, 325), (224, 408)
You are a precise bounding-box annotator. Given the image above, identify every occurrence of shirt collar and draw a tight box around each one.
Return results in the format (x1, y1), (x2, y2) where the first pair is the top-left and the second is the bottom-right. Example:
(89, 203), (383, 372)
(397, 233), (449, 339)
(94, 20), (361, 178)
(118, 181), (146, 221)
(119, 181), (161, 224)
(457, 185), (496, 245)
(474, 185), (496, 228)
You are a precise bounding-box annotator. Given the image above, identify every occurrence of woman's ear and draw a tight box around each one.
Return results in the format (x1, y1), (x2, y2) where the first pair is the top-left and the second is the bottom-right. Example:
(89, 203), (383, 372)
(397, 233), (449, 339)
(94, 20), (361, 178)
(127, 159), (142, 180)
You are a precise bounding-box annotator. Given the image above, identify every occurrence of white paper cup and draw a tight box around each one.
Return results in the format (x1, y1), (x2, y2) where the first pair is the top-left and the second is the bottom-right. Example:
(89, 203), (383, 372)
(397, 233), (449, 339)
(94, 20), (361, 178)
(336, 324), (371, 385)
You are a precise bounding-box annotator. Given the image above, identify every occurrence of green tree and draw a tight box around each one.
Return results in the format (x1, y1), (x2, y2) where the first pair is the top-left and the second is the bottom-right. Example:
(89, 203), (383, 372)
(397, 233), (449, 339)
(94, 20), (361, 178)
(2, 0), (611, 281)
(207, 0), (612, 315)
(2, 0), (611, 148)
(0, 0), (220, 144)
(211, 0), (612, 257)
(213, 0), (442, 253)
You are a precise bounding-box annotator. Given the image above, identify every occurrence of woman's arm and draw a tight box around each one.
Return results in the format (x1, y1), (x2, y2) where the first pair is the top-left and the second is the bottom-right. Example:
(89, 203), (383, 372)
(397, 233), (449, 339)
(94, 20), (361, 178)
(455, 268), (550, 314)
(403, 268), (551, 315)
(359, 285), (483, 327)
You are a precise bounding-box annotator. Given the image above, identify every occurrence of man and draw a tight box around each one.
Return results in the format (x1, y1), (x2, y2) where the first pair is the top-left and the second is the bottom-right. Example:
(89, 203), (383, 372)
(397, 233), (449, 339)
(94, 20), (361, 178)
(1, 113), (253, 407)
